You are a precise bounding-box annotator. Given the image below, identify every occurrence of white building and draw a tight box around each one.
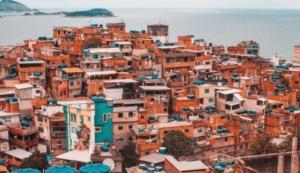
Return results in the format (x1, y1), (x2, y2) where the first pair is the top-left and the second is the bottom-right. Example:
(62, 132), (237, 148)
(14, 83), (46, 114)
(216, 88), (245, 115)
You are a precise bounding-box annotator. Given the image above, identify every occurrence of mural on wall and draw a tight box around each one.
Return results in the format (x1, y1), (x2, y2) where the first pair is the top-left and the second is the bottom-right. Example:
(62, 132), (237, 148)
(76, 124), (90, 151)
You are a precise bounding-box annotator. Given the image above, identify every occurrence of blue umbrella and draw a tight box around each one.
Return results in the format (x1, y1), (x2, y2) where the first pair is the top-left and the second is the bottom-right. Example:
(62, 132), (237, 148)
(46, 165), (76, 173)
(80, 163), (110, 173)
(12, 168), (41, 173)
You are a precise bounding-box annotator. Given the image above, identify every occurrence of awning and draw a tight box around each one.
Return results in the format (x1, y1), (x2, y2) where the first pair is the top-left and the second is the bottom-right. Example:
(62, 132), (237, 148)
(56, 150), (91, 163)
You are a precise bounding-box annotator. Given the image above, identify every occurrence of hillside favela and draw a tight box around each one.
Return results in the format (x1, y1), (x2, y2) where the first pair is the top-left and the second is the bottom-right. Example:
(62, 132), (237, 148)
(1, 0), (300, 173)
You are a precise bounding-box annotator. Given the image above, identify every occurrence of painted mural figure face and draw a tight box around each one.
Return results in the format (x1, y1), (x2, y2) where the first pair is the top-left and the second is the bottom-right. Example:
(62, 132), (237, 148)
(76, 124), (90, 150)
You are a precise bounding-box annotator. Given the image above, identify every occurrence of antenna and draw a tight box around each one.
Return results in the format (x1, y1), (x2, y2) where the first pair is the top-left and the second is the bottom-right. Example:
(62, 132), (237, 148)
(103, 158), (115, 171)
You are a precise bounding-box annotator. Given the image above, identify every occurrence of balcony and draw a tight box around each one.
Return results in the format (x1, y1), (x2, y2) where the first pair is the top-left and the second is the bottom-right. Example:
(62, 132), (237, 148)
(164, 61), (193, 69)
(9, 134), (39, 149)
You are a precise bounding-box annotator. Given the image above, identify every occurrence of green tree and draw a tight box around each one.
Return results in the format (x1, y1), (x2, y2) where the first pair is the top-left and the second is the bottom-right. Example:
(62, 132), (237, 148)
(21, 150), (48, 170)
(163, 130), (194, 157)
(248, 132), (279, 155)
(119, 142), (139, 168)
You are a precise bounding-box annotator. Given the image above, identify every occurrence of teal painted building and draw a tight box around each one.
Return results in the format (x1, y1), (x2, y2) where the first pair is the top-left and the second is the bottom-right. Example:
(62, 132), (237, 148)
(92, 96), (113, 144)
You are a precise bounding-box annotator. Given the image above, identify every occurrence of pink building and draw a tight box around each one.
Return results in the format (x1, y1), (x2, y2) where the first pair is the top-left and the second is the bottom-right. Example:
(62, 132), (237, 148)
(293, 45), (300, 65)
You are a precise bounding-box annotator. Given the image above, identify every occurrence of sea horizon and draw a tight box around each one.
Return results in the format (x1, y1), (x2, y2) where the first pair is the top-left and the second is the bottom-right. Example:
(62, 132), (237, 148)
(1, 8), (300, 59)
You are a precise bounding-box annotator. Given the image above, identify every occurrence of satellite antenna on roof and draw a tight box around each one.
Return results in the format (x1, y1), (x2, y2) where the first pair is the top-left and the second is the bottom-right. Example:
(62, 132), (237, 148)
(103, 158), (115, 170)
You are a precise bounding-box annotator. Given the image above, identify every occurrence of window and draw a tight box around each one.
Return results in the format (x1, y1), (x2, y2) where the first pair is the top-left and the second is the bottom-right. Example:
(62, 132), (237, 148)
(38, 127), (44, 133)
(95, 126), (101, 132)
(37, 115), (43, 122)
(70, 114), (77, 122)
(205, 61), (211, 65)
(257, 100), (263, 106)
(103, 114), (107, 122)
(118, 126), (123, 130)
(185, 129), (189, 133)
(225, 105), (231, 110)
(221, 115), (227, 119)
(225, 137), (228, 142)
(241, 101), (244, 107)
(128, 112), (134, 117)
(36, 90), (41, 94)
(232, 104), (240, 110)
(226, 94), (234, 102)
(80, 116), (84, 124)
(71, 127), (77, 134)
(205, 89), (210, 93)
(129, 124), (133, 129)
(118, 113), (123, 118)
(198, 128), (202, 133)
(106, 113), (112, 118)
(219, 93), (225, 99)
(209, 98), (214, 103)
(116, 138), (124, 141)
(200, 98), (204, 104)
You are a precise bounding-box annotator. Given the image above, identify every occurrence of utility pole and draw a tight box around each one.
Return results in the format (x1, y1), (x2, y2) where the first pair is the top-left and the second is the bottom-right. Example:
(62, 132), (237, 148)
(277, 153), (284, 173)
(291, 137), (299, 173)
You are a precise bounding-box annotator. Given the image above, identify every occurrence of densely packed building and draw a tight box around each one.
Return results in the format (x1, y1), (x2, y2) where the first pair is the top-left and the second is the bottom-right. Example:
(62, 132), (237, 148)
(0, 22), (300, 173)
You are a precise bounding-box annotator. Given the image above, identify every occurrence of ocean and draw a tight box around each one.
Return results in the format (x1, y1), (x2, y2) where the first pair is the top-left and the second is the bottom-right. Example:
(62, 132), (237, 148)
(0, 8), (300, 59)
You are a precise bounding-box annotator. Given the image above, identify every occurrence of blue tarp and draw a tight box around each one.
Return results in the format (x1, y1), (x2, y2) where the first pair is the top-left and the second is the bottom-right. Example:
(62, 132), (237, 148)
(46, 165), (76, 173)
(12, 168), (41, 173)
(80, 164), (110, 173)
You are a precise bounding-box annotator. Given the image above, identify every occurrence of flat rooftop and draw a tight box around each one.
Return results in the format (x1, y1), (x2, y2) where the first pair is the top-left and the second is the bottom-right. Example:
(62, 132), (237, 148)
(62, 68), (83, 73)
(113, 99), (144, 105)
(86, 70), (117, 77)
(113, 41), (132, 45)
(17, 57), (44, 64)
(89, 48), (122, 54)
(15, 83), (33, 90)
(217, 88), (241, 95)
(113, 106), (138, 113)
(0, 111), (19, 117)
(103, 79), (138, 84)
(158, 45), (184, 50)
(139, 153), (165, 164)
(140, 86), (170, 91)
(165, 155), (208, 171)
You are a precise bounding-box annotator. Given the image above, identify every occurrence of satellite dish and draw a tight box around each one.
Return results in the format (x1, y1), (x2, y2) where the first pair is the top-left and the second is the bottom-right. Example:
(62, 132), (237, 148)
(103, 158), (115, 171)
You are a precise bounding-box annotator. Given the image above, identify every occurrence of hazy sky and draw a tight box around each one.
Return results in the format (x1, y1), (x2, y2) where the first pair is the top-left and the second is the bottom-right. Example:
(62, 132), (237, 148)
(17, 0), (300, 9)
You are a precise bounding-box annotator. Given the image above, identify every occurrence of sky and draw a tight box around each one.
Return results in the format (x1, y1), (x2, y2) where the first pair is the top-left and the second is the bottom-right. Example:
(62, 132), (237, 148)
(17, 0), (300, 9)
